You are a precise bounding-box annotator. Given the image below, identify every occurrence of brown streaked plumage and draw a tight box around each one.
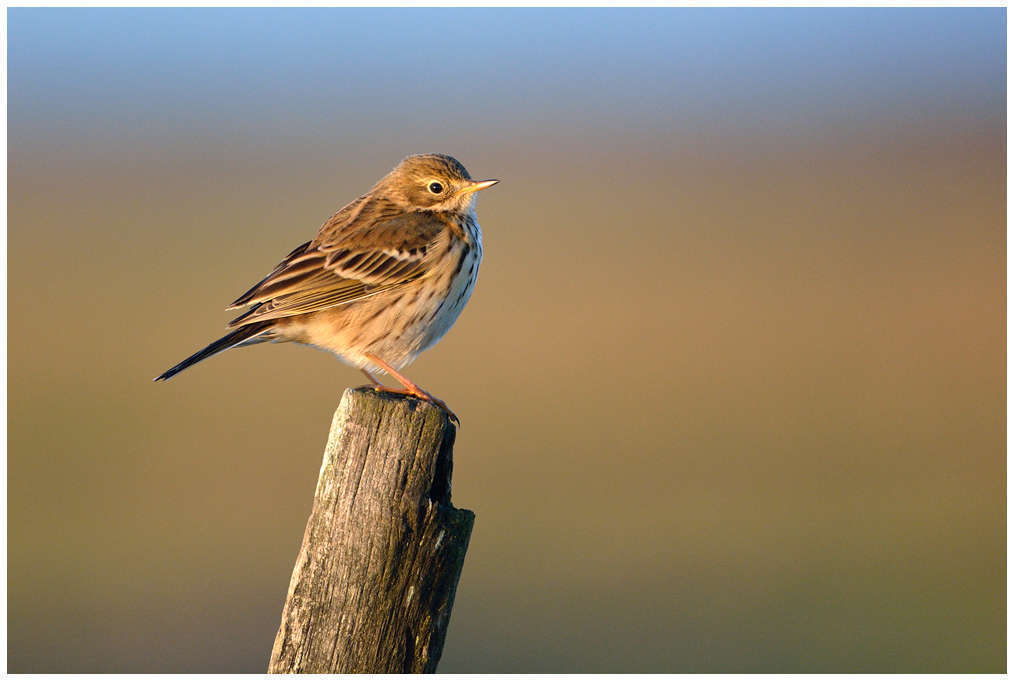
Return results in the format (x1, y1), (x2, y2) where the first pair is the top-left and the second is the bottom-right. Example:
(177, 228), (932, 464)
(154, 153), (498, 422)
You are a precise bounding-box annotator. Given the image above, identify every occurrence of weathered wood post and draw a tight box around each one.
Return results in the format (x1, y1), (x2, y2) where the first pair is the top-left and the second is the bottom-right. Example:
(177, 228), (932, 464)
(268, 387), (474, 673)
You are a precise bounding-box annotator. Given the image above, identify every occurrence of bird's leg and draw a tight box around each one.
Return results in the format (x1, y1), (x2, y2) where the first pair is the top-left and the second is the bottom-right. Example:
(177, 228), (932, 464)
(361, 368), (383, 387)
(364, 353), (459, 424)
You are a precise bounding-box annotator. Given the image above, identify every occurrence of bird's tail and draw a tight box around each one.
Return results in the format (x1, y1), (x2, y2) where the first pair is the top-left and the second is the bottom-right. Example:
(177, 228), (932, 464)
(154, 321), (273, 382)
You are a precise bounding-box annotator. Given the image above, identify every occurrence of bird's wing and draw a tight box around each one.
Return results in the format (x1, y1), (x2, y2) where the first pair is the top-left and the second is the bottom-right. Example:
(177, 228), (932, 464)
(226, 198), (447, 327)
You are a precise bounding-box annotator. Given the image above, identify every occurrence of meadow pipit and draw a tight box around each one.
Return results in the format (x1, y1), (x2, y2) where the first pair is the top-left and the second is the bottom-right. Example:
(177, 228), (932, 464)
(155, 153), (497, 422)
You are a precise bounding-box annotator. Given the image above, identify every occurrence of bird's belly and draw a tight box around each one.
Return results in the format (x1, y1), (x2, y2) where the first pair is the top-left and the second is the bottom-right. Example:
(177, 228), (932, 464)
(286, 248), (480, 372)
(417, 254), (479, 353)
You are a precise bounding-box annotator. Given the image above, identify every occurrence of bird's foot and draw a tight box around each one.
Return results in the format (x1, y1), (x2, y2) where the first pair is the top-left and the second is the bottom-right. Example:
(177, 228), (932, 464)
(369, 385), (459, 425)
(361, 355), (460, 425)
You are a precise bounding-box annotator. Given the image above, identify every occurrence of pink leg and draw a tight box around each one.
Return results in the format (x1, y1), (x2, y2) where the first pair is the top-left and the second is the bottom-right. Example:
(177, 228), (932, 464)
(364, 353), (459, 424)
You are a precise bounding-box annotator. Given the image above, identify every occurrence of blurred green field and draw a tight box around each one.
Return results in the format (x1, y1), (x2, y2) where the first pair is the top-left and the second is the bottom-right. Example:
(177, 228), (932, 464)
(8, 8), (1005, 672)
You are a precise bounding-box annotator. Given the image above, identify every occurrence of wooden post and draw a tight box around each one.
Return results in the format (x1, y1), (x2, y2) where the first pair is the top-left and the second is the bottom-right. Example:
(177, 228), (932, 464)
(268, 387), (475, 674)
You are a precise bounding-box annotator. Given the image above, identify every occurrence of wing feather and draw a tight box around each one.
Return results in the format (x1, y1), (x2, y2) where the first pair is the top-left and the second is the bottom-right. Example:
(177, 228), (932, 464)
(225, 197), (449, 328)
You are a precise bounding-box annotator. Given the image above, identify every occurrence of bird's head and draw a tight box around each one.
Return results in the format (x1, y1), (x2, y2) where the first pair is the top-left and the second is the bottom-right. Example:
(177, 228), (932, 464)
(376, 153), (498, 212)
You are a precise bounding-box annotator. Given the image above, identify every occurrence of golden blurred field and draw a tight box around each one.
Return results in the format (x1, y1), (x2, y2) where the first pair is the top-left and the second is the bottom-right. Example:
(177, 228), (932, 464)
(7, 8), (1005, 672)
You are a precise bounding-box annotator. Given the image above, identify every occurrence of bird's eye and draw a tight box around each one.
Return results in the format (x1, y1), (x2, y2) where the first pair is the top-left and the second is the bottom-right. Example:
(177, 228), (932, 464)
(427, 181), (444, 194)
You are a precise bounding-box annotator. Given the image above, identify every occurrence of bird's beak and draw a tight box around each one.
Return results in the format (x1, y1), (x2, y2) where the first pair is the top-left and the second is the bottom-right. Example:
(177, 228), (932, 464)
(460, 179), (499, 194)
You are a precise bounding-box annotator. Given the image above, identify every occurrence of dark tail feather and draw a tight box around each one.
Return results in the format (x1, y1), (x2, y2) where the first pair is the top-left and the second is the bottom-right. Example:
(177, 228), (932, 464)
(154, 322), (272, 382)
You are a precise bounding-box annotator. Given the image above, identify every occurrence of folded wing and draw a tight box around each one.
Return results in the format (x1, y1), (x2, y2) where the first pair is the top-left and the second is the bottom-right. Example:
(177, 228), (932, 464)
(226, 198), (447, 328)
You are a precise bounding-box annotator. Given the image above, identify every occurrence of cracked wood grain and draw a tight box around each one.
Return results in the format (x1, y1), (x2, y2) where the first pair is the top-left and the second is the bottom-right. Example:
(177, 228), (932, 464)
(268, 387), (474, 674)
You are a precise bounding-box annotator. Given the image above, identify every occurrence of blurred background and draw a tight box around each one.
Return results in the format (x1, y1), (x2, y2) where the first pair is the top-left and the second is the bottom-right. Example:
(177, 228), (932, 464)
(7, 7), (1005, 673)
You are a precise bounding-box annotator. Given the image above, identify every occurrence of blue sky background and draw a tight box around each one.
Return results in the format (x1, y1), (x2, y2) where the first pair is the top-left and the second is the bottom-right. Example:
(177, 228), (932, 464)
(10, 9), (1004, 144)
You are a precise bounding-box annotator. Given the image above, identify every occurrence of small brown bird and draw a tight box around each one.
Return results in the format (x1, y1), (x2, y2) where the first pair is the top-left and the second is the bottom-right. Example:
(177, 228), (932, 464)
(155, 153), (497, 422)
